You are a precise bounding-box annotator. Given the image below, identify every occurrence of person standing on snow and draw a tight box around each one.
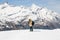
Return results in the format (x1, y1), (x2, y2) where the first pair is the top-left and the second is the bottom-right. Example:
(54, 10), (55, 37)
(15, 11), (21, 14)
(28, 19), (34, 31)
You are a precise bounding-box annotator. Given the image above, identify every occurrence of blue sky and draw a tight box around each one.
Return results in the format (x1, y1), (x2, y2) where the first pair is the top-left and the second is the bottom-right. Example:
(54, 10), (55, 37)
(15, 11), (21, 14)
(0, 0), (60, 13)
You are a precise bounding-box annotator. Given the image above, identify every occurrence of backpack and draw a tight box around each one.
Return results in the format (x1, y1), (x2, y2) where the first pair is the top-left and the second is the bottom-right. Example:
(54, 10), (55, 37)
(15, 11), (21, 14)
(32, 21), (34, 26)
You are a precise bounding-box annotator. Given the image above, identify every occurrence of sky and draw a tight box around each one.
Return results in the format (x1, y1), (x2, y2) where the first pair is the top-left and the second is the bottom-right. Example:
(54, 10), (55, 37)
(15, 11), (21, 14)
(0, 0), (60, 13)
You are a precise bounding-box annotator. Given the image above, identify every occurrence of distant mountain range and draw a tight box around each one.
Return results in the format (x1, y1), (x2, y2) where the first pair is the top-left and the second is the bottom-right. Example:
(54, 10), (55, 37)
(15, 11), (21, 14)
(0, 3), (60, 30)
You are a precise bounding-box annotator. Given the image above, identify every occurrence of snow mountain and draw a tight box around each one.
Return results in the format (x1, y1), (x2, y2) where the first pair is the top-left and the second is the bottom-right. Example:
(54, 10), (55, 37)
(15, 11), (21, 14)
(0, 3), (60, 30)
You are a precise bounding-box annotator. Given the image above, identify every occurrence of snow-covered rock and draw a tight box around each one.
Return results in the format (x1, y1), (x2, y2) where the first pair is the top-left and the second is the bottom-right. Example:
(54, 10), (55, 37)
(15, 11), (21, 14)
(0, 3), (60, 30)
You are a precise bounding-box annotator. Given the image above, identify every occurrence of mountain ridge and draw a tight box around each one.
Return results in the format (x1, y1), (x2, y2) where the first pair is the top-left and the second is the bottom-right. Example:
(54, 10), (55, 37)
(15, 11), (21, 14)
(0, 3), (60, 30)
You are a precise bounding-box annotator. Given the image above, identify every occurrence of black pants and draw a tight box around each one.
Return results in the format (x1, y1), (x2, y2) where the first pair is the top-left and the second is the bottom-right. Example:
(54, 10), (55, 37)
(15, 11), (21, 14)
(30, 27), (33, 31)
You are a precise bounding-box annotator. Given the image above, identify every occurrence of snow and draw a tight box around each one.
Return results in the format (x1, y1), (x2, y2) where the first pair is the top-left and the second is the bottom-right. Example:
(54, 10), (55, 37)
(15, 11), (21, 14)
(0, 3), (60, 30)
(0, 3), (60, 22)
(0, 29), (60, 40)
(0, 3), (60, 26)
(0, 3), (60, 40)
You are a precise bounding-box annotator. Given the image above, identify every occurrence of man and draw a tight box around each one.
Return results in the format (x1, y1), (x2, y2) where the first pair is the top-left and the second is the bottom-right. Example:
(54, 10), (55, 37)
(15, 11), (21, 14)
(28, 19), (34, 31)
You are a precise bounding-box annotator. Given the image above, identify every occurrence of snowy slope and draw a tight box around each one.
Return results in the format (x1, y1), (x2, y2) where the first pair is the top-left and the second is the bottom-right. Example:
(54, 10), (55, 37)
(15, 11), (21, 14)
(0, 3), (60, 30)
(0, 29), (60, 40)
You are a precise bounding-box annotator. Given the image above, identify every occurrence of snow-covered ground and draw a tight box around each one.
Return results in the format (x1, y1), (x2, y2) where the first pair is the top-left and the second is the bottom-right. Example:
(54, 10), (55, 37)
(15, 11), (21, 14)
(0, 29), (60, 40)
(0, 3), (60, 40)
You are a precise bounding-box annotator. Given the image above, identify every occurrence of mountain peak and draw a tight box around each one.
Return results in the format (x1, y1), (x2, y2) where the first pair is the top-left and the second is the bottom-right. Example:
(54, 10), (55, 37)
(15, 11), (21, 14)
(0, 3), (60, 29)
(32, 4), (37, 7)
(4, 2), (8, 5)
(31, 4), (40, 8)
